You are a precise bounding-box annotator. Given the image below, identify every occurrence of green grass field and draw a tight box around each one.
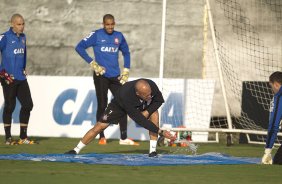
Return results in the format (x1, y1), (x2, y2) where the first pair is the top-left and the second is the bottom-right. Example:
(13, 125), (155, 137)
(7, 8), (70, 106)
(0, 135), (280, 184)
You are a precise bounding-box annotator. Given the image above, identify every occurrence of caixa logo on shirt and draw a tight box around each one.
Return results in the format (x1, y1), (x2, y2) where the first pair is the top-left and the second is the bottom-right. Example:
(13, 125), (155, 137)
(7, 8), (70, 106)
(14, 48), (24, 54)
(101, 46), (118, 53)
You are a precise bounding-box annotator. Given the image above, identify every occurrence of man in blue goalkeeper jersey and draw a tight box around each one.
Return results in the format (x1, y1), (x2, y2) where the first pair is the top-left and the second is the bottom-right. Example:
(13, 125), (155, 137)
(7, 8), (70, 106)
(262, 71), (282, 165)
(75, 14), (138, 145)
(0, 14), (35, 145)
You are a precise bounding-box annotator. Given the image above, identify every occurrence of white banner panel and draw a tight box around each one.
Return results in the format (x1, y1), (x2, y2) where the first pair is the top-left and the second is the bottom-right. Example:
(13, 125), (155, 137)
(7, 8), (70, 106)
(160, 79), (215, 141)
(184, 79), (215, 142)
(0, 76), (215, 141)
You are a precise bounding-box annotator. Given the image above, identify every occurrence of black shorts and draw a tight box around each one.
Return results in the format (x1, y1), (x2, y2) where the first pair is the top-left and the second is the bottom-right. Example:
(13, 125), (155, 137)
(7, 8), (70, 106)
(99, 102), (127, 124)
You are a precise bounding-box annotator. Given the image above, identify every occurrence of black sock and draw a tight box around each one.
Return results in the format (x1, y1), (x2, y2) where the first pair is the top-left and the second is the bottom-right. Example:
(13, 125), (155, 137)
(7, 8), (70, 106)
(99, 131), (105, 139)
(120, 130), (127, 140)
(20, 126), (27, 139)
(4, 126), (12, 139)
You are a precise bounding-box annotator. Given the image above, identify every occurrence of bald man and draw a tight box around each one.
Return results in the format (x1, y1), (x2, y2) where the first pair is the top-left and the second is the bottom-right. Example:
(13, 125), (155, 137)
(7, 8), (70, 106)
(0, 14), (35, 145)
(65, 78), (175, 157)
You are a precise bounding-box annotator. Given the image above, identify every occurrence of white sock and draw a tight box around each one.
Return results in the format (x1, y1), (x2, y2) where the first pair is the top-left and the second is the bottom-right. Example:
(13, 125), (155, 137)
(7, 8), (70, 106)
(74, 141), (86, 154)
(149, 140), (157, 153)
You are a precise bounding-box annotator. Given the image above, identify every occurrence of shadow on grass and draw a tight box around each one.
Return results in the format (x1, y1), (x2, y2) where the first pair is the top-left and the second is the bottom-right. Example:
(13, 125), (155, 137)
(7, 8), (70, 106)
(29, 137), (50, 141)
(104, 149), (170, 154)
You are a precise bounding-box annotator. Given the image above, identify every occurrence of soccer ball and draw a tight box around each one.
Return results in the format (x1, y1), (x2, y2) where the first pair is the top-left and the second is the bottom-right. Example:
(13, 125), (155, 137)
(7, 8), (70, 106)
(179, 131), (188, 139)
(178, 131), (192, 141)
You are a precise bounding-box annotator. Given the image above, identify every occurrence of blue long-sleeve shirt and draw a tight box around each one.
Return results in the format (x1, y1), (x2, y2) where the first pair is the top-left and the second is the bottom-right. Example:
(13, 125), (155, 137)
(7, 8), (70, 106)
(75, 28), (130, 78)
(265, 86), (282, 148)
(0, 27), (27, 80)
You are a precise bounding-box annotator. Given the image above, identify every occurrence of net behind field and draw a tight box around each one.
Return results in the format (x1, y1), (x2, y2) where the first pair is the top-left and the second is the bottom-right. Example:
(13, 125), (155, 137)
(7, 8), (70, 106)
(209, 0), (282, 143)
(160, 0), (282, 143)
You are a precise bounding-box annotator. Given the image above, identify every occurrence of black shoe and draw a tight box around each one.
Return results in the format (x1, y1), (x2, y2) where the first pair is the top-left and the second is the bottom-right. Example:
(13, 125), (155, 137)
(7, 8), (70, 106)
(149, 151), (158, 157)
(64, 150), (77, 154)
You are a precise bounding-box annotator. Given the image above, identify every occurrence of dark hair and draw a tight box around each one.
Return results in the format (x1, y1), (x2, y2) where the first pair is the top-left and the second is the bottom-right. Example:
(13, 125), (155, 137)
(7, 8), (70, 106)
(103, 14), (115, 23)
(269, 71), (282, 84)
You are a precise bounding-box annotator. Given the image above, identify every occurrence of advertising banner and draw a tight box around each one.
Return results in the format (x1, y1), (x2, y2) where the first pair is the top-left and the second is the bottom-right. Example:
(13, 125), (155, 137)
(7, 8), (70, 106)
(0, 76), (214, 141)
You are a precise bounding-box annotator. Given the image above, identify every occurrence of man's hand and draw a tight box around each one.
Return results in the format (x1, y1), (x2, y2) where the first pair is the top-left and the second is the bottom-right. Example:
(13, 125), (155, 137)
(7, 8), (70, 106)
(90, 61), (105, 76)
(158, 130), (176, 141)
(262, 148), (273, 164)
(119, 68), (129, 85)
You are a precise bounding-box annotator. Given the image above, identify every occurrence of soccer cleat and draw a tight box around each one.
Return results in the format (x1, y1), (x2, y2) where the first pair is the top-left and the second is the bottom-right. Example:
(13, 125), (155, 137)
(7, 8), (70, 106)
(64, 150), (77, 155)
(18, 138), (37, 145)
(119, 138), (140, 146)
(5, 137), (18, 145)
(148, 151), (158, 157)
(98, 137), (107, 145)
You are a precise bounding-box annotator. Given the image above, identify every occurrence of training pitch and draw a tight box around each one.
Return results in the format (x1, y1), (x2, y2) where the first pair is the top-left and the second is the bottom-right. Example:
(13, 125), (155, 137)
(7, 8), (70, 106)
(0, 136), (280, 184)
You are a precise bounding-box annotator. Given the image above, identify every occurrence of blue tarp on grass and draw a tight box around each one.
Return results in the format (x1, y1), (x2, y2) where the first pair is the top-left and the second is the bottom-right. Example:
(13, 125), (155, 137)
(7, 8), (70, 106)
(0, 152), (260, 166)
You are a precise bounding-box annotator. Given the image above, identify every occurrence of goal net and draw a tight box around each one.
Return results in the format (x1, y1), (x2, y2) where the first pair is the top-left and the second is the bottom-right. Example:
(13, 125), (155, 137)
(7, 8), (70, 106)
(159, 0), (282, 144)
